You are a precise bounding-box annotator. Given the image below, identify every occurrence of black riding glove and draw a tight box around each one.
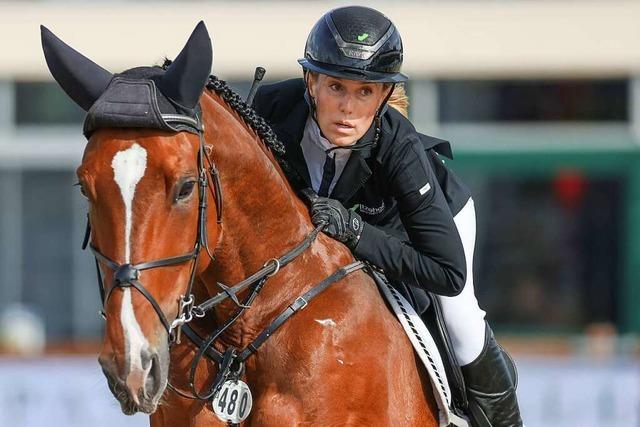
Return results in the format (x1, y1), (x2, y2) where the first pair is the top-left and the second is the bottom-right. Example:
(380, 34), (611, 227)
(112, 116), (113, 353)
(300, 188), (364, 250)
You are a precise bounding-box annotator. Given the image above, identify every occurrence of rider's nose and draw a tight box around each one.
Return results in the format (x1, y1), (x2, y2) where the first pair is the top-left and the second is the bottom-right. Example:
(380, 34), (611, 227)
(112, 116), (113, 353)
(339, 94), (354, 115)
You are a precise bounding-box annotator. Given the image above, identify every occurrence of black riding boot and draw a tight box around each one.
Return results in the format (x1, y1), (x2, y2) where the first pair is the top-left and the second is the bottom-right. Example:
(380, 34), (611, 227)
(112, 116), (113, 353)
(461, 323), (523, 427)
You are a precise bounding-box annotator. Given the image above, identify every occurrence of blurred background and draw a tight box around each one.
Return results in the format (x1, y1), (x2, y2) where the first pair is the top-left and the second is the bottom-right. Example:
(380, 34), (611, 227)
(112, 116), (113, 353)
(1, 1), (639, 426)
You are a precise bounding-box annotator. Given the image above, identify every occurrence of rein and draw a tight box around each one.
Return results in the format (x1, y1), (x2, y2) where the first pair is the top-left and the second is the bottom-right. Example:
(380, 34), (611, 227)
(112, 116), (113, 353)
(173, 260), (365, 401)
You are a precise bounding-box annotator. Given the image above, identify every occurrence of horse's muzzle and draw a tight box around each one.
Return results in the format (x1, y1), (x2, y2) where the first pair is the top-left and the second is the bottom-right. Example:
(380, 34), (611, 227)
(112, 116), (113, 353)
(99, 346), (169, 414)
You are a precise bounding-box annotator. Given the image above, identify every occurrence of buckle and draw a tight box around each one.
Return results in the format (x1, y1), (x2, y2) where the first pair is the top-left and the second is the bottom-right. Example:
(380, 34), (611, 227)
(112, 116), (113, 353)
(292, 296), (308, 311)
(263, 258), (281, 278)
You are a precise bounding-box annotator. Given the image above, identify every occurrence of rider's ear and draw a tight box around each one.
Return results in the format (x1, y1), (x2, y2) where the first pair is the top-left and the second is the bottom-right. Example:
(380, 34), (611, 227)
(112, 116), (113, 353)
(40, 25), (113, 111)
(159, 21), (213, 109)
(305, 72), (317, 99)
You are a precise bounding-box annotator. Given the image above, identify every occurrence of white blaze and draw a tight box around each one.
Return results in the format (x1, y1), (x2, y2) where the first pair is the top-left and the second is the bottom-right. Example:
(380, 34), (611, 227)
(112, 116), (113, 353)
(120, 286), (150, 376)
(111, 143), (149, 375)
(111, 143), (147, 263)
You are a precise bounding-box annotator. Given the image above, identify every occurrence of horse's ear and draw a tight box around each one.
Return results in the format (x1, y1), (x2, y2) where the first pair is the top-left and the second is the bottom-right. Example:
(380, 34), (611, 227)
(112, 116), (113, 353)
(40, 25), (113, 111)
(159, 21), (213, 109)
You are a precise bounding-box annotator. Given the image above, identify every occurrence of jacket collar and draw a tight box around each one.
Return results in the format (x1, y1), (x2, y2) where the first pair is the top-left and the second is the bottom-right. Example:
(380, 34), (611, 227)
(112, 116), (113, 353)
(329, 120), (377, 202)
(270, 97), (312, 187)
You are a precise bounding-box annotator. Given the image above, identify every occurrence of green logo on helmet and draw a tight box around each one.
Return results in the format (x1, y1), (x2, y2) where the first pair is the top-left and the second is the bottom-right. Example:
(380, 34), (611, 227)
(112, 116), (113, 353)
(357, 33), (369, 42)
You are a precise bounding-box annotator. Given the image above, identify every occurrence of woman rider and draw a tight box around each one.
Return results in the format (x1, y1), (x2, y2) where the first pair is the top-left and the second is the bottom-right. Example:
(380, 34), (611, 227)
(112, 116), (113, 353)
(253, 6), (523, 426)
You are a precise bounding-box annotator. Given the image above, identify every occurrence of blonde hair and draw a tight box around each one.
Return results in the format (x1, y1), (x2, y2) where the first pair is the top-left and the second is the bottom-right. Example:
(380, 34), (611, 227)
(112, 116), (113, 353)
(386, 83), (409, 118)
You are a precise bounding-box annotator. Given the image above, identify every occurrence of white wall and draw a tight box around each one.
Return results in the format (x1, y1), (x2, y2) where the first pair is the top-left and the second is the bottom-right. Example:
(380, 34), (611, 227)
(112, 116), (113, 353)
(4, 1), (640, 81)
(0, 356), (637, 427)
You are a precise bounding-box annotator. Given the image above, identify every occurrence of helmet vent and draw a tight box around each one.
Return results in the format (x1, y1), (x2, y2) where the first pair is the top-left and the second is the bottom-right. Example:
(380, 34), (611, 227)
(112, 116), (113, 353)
(330, 6), (391, 46)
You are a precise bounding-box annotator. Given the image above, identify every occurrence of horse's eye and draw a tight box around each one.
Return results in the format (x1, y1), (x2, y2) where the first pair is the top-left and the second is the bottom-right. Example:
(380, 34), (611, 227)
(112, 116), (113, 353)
(176, 180), (196, 201)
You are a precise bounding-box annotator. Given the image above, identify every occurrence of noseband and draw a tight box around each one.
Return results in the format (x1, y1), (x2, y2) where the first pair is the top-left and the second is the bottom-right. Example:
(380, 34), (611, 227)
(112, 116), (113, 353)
(83, 113), (223, 342)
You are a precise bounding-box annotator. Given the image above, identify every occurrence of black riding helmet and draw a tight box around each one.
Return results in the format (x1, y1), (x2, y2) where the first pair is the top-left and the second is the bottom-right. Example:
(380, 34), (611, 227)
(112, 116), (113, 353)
(298, 6), (408, 83)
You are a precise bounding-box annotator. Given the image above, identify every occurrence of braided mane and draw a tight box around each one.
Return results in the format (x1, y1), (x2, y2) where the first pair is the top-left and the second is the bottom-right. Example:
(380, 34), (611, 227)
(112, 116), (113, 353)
(206, 75), (312, 191)
(205, 76), (285, 157)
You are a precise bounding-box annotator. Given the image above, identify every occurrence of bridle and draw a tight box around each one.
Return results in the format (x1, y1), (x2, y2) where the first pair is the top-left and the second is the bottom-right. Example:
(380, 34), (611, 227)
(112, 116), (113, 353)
(82, 113), (223, 343)
(80, 101), (329, 347)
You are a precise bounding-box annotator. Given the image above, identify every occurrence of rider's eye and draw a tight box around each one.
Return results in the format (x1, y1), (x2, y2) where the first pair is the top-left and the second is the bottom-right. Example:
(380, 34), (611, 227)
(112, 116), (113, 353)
(176, 180), (196, 201)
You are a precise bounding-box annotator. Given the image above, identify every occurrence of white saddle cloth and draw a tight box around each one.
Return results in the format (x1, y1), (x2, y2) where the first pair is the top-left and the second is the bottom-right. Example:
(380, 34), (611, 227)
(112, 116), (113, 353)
(373, 271), (470, 427)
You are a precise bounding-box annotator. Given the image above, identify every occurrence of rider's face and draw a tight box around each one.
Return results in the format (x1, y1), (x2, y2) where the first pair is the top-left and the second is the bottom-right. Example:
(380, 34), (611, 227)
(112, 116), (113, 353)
(307, 73), (390, 147)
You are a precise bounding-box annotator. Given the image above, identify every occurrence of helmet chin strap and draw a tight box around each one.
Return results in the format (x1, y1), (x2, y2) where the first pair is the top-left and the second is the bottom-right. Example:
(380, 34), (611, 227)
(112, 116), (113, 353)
(303, 71), (321, 125)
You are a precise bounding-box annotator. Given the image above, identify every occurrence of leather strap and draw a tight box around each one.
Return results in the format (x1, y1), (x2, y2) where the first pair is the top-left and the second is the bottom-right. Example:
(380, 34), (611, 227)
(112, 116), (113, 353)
(181, 324), (224, 364)
(238, 261), (365, 361)
(196, 224), (324, 313)
(85, 118), (217, 341)
(182, 261), (365, 367)
(175, 261), (365, 401)
(129, 280), (172, 333)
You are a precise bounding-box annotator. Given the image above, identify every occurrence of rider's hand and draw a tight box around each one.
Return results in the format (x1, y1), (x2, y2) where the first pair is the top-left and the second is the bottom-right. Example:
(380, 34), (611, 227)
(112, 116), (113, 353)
(299, 188), (364, 250)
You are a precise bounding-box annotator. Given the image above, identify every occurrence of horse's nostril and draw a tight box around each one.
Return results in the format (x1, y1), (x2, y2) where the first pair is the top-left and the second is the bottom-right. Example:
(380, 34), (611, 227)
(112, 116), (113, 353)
(140, 349), (152, 372)
(145, 353), (161, 396)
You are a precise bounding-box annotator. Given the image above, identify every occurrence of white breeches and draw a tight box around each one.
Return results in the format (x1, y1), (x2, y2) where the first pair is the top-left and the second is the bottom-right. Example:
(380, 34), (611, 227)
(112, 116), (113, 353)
(437, 198), (487, 366)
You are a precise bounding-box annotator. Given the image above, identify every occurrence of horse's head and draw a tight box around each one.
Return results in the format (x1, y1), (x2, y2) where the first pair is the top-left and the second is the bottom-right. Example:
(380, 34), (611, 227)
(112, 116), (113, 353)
(41, 22), (217, 414)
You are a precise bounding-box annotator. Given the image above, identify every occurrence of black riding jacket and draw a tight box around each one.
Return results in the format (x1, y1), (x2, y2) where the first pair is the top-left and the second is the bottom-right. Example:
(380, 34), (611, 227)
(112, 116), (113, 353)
(254, 78), (471, 301)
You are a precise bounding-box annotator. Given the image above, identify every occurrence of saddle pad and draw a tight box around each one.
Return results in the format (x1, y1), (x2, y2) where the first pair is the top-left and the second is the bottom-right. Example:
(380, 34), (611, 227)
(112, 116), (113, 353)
(371, 270), (470, 427)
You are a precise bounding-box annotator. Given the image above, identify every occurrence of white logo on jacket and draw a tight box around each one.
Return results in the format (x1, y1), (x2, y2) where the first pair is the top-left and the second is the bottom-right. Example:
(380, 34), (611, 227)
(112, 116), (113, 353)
(419, 182), (431, 195)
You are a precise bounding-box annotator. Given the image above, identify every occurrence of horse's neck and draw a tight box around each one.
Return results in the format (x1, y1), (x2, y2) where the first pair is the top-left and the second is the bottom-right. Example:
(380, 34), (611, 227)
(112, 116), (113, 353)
(199, 91), (308, 298)
(202, 90), (312, 272)
(197, 91), (352, 344)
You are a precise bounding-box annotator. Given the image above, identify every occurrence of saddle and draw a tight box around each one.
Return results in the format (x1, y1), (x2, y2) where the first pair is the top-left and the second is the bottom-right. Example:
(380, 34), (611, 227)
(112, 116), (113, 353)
(369, 268), (472, 427)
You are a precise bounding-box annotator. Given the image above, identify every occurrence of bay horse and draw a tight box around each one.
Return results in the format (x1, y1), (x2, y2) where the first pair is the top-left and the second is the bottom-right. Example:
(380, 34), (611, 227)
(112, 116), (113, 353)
(41, 22), (438, 426)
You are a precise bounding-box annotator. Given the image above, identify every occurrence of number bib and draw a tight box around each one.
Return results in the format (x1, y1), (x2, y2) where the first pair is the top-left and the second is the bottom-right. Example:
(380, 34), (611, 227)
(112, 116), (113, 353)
(212, 380), (253, 423)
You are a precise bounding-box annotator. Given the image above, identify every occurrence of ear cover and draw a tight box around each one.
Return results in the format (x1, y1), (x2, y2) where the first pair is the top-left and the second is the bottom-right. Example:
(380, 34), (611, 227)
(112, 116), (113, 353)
(40, 25), (113, 111)
(159, 21), (213, 109)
